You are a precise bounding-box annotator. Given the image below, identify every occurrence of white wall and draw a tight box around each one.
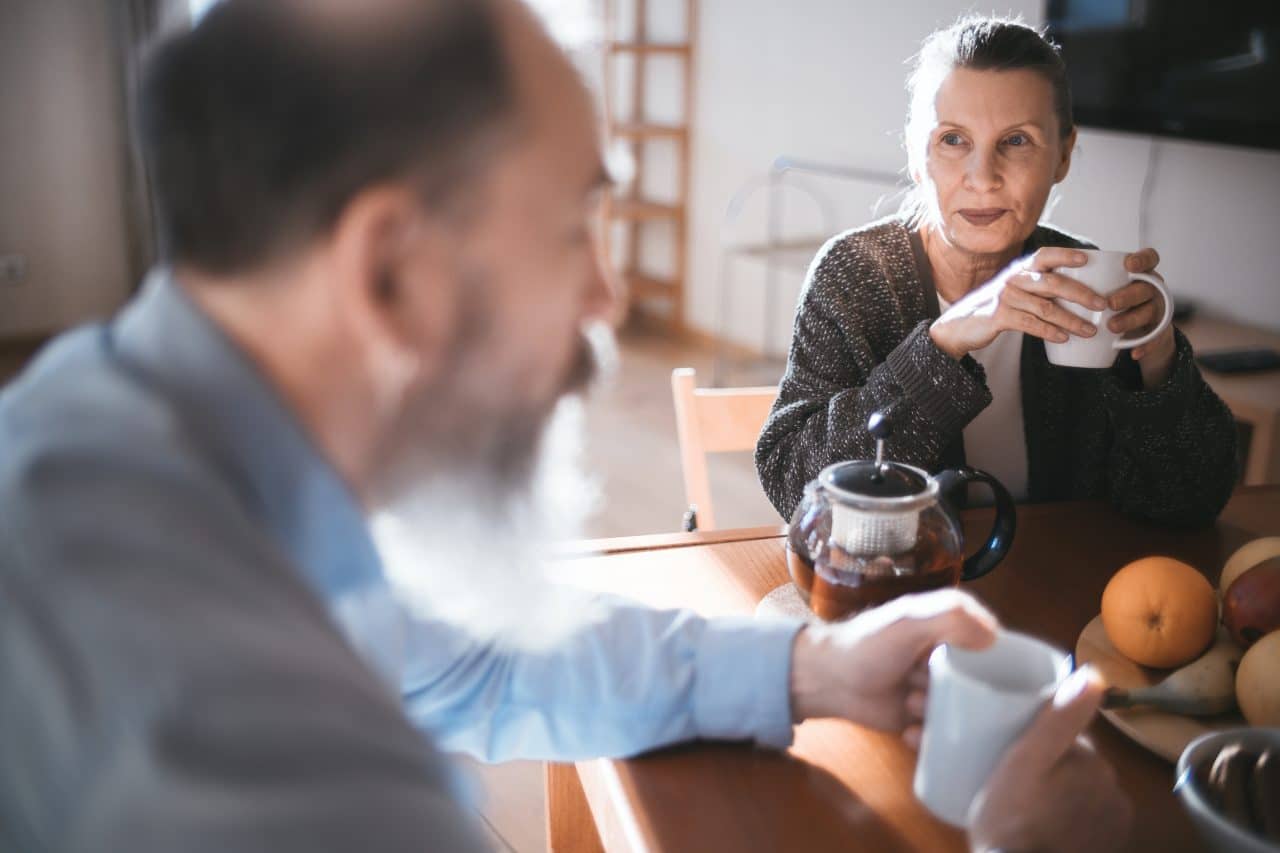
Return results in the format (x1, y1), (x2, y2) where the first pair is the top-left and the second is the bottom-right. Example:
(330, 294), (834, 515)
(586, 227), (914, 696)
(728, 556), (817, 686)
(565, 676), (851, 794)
(0, 0), (135, 338)
(682, 0), (1280, 357)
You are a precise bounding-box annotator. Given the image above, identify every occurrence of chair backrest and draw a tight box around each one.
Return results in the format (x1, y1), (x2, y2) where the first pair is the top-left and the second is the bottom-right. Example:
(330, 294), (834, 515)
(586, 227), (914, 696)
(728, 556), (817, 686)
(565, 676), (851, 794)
(670, 367), (777, 531)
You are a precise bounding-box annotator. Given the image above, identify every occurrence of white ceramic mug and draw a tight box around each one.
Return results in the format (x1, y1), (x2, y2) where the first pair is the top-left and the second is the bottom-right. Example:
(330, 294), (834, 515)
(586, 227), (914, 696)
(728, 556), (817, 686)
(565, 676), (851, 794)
(913, 630), (1072, 827)
(1044, 249), (1174, 369)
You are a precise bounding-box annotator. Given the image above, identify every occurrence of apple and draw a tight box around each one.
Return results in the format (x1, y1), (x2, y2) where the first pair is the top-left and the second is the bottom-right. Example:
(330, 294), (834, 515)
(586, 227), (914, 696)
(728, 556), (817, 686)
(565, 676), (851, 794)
(1223, 557), (1280, 648)
(1220, 536), (1280, 595)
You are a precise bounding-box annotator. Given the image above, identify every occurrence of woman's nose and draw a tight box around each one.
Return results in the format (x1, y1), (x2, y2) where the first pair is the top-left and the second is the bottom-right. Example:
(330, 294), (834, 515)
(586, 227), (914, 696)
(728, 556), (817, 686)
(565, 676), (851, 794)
(964, 148), (1002, 192)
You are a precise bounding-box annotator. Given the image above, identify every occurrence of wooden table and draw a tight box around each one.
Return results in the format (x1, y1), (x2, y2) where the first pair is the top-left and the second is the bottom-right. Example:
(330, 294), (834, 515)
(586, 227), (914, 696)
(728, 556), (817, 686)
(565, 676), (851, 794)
(544, 486), (1280, 852)
(1180, 315), (1280, 485)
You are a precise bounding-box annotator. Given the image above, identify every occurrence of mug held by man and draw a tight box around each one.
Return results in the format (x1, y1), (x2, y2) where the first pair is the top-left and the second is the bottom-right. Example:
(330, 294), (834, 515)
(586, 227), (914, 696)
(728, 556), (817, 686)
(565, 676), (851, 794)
(914, 631), (1074, 827)
(1046, 249), (1174, 369)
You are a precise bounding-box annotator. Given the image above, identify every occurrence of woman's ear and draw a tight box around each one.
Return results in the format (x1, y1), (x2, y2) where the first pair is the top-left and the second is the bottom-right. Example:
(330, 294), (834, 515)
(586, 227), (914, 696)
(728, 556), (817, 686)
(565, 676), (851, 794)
(907, 141), (924, 186)
(1054, 127), (1078, 184)
(328, 186), (459, 401)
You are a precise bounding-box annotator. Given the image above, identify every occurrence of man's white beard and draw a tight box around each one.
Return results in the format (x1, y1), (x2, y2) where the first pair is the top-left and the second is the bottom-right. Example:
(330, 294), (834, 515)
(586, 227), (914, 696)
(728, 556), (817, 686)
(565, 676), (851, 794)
(370, 392), (607, 652)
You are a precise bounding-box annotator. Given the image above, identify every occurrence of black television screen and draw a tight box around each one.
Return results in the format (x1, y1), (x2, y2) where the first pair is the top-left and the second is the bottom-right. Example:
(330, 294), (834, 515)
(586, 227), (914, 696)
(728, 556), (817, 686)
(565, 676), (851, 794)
(1045, 1), (1280, 150)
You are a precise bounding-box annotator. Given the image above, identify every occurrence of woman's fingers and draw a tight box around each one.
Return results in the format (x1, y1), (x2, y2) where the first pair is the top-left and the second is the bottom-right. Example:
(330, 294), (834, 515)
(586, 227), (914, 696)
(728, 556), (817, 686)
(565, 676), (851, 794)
(1010, 270), (1106, 311)
(1107, 280), (1164, 335)
(1001, 287), (1096, 339)
(1108, 300), (1159, 335)
(1002, 308), (1070, 343)
(1124, 247), (1160, 273)
(1107, 279), (1161, 312)
(1024, 246), (1089, 273)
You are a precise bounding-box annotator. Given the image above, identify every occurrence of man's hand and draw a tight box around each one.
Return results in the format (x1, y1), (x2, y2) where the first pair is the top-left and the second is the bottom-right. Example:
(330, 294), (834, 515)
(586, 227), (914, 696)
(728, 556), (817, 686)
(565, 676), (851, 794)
(789, 589), (998, 740)
(967, 666), (1133, 852)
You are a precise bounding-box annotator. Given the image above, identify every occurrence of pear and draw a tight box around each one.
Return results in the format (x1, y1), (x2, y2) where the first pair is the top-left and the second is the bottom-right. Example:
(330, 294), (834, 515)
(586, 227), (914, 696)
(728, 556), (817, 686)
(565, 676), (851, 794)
(1103, 628), (1243, 716)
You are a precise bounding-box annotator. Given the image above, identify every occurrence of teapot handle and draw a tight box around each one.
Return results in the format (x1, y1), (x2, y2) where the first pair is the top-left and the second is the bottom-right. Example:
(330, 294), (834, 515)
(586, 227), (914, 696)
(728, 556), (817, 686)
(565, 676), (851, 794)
(934, 467), (1017, 581)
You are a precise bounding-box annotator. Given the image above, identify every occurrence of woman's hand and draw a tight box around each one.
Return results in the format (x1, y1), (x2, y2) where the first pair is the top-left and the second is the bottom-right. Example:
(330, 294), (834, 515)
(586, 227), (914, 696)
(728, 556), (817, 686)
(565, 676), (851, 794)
(929, 248), (1104, 360)
(1109, 248), (1175, 387)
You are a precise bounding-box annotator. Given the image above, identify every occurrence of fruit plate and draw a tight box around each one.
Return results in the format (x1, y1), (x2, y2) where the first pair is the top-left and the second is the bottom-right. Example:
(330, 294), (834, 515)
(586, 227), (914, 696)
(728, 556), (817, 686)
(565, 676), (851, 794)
(1075, 614), (1246, 763)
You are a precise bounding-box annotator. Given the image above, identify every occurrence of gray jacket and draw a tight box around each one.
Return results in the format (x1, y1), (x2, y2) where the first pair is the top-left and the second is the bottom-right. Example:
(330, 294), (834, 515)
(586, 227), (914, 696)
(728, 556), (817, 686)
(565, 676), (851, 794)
(0, 279), (491, 852)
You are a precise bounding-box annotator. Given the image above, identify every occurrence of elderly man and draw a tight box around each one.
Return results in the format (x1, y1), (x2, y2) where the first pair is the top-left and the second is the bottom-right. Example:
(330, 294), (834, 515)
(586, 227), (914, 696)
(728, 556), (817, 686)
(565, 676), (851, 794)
(0, 1), (1129, 851)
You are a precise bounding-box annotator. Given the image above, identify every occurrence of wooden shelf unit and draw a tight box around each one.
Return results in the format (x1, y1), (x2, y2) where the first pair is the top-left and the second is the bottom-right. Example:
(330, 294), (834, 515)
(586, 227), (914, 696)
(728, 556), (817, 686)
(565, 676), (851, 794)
(609, 198), (683, 222)
(601, 0), (697, 332)
(610, 122), (688, 140)
(607, 42), (691, 55)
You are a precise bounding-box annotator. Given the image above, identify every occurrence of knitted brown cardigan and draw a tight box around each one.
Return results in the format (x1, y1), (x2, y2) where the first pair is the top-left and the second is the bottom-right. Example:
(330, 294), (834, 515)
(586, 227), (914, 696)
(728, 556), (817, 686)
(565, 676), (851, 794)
(755, 215), (1238, 527)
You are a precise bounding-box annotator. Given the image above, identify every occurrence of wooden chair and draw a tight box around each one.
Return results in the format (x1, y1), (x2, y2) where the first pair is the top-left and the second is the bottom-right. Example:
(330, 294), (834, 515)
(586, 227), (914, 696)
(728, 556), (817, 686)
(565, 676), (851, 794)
(670, 367), (778, 531)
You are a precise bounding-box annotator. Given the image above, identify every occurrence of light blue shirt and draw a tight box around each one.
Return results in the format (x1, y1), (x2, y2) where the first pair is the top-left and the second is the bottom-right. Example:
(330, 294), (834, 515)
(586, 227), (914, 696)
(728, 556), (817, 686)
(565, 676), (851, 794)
(0, 271), (799, 849)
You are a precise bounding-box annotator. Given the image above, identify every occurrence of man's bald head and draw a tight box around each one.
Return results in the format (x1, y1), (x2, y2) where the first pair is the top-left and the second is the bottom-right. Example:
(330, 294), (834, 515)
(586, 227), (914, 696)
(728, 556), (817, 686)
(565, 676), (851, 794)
(141, 0), (563, 275)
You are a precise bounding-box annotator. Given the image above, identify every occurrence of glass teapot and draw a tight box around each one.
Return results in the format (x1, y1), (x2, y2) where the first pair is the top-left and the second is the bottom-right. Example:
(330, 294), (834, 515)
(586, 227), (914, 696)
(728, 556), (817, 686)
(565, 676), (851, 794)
(786, 411), (1016, 621)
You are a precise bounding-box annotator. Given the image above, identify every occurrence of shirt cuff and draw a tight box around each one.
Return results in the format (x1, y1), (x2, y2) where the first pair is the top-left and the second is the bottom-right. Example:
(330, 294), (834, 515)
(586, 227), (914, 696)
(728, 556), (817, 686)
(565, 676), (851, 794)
(693, 615), (802, 749)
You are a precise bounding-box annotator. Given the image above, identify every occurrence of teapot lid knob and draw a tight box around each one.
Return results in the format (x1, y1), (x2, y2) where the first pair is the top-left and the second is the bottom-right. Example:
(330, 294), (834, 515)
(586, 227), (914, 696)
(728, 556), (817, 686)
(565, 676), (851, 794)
(867, 411), (893, 479)
(867, 411), (892, 441)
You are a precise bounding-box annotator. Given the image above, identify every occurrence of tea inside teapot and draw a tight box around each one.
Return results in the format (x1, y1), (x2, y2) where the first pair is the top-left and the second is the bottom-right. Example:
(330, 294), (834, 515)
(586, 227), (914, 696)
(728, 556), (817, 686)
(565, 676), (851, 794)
(786, 479), (964, 621)
(784, 411), (1015, 621)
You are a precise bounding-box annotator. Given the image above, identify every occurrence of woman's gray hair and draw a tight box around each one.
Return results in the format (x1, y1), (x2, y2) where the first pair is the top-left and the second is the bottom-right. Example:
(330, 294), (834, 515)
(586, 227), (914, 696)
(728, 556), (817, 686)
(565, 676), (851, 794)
(902, 16), (1074, 190)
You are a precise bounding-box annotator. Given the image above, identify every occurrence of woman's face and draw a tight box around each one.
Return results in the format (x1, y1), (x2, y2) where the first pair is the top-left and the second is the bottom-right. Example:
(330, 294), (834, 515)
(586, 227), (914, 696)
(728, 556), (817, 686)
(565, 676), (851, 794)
(914, 67), (1075, 258)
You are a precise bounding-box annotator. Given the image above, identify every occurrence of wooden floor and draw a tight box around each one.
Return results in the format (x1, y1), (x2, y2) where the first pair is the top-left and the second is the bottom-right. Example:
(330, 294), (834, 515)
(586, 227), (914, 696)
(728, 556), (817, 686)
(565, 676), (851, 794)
(1, 325), (786, 852)
(577, 325), (781, 538)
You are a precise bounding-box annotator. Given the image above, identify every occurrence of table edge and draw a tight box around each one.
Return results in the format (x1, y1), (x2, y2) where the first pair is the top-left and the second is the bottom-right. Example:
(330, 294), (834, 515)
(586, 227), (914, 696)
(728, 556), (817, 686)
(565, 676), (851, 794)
(554, 487), (1278, 559)
(552, 525), (787, 558)
(575, 758), (662, 853)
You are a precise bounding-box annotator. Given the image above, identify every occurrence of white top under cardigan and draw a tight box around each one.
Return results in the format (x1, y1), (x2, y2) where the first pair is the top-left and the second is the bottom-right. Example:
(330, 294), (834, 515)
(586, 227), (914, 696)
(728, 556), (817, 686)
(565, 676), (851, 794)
(937, 295), (1029, 503)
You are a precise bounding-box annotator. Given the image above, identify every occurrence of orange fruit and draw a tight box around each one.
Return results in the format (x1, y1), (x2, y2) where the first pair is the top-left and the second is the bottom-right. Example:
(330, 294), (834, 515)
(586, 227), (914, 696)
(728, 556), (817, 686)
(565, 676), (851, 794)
(1101, 556), (1218, 669)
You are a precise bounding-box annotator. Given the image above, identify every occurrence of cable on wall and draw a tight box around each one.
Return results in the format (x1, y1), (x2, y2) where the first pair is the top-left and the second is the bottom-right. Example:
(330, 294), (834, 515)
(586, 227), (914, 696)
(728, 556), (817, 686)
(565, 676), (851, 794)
(1137, 137), (1162, 249)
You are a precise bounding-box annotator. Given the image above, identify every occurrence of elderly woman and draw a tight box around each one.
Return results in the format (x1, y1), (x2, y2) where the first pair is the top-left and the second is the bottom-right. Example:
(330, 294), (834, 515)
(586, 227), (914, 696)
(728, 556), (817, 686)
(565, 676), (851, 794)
(756, 17), (1236, 526)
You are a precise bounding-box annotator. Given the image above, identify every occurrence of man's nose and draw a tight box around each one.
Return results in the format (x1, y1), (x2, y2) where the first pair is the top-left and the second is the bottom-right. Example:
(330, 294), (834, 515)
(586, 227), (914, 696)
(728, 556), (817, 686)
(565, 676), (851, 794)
(585, 228), (624, 328)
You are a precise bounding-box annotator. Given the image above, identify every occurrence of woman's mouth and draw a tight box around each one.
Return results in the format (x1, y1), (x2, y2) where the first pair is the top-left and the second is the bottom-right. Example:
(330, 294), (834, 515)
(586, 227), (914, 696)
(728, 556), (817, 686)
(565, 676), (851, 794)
(958, 208), (1008, 226)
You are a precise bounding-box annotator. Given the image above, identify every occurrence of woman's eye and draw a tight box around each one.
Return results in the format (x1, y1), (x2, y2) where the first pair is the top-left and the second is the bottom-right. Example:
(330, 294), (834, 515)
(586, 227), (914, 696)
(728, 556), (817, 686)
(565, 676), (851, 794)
(940, 132), (965, 146)
(1004, 133), (1030, 147)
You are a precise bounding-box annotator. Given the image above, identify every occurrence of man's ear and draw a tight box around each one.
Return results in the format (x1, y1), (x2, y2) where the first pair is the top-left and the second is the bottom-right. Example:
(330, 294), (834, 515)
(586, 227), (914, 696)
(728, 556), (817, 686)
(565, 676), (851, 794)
(1054, 127), (1078, 184)
(327, 186), (459, 395)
